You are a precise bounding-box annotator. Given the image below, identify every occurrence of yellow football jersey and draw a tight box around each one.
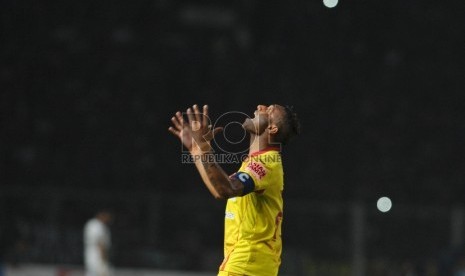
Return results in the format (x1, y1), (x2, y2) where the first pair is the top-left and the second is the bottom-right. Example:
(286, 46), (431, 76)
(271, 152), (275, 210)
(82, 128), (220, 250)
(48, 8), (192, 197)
(219, 148), (284, 276)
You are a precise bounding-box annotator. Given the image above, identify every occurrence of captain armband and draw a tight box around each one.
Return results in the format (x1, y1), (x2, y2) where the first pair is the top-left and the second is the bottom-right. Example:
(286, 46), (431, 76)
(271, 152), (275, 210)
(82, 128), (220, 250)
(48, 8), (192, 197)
(231, 172), (255, 195)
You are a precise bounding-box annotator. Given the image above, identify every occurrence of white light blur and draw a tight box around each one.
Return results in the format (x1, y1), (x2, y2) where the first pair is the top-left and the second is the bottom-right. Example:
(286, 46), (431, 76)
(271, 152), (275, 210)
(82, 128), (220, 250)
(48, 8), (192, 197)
(323, 0), (339, 8)
(377, 197), (392, 213)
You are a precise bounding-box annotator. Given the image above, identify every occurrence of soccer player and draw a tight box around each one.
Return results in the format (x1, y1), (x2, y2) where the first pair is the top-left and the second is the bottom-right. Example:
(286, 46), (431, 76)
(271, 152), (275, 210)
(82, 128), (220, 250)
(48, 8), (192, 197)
(83, 210), (114, 276)
(169, 104), (300, 276)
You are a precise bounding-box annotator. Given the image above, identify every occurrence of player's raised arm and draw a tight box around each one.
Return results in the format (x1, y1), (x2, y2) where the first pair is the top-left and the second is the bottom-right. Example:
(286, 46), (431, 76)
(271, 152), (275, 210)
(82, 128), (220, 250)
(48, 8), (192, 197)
(168, 104), (248, 199)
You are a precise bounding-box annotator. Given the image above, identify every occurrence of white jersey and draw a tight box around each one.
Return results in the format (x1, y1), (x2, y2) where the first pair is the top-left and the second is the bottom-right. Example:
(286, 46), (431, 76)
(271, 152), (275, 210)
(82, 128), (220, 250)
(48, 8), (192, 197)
(84, 218), (111, 276)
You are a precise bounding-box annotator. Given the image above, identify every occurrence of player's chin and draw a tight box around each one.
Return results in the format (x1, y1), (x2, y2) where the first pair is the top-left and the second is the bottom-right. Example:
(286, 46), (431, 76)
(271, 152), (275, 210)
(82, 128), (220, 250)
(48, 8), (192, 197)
(242, 120), (256, 135)
(242, 118), (252, 129)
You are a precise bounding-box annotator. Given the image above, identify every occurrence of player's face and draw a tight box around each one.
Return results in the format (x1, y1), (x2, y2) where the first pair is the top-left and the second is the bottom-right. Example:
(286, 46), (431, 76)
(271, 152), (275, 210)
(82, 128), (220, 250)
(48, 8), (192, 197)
(243, 104), (282, 135)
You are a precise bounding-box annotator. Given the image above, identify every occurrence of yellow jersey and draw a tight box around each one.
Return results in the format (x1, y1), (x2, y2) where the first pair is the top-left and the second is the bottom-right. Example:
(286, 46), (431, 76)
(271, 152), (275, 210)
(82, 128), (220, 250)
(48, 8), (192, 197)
(219, 148), (284, 276)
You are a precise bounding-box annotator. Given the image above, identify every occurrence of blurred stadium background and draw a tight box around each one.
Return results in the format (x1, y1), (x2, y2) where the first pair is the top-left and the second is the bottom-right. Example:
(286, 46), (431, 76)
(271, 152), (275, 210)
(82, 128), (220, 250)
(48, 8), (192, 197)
(1, 0), (465, 275)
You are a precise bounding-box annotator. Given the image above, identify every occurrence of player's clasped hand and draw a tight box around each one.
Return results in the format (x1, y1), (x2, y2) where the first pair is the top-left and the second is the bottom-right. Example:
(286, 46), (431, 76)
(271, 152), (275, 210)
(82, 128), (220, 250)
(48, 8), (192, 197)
(168, 104), (223, 152)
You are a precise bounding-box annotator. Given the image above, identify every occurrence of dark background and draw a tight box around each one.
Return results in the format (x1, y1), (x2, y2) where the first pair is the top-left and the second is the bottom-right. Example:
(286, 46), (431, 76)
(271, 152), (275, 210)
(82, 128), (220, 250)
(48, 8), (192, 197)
(1, 0), (465, 274)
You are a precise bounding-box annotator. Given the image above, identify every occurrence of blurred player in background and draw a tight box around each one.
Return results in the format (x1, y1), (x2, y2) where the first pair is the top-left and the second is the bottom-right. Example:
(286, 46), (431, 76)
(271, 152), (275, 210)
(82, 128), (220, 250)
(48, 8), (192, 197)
(169, 104), (300, 276)
(83, 210), (113, 276)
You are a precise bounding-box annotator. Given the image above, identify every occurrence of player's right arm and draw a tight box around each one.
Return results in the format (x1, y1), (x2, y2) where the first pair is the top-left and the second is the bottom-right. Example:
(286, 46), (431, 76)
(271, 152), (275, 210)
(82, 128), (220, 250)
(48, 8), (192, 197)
(168, 104), (255, 199)
(98, 241), (108, 262)
(190, 147), (256, 199)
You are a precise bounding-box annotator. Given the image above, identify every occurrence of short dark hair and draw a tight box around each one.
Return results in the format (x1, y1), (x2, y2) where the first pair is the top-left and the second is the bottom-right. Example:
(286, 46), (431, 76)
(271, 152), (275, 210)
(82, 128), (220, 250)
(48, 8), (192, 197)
(275, 105), (301, 145)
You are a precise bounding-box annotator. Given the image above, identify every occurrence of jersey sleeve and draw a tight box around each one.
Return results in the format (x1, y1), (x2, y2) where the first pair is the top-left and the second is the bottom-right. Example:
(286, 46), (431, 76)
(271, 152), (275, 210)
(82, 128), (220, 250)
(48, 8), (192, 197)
(237, 154), (279, 194)
(229, 171), (255, 195)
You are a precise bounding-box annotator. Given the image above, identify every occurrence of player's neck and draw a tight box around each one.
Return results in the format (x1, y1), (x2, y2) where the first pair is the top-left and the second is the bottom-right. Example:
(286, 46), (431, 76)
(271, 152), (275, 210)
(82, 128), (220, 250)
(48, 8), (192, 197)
(248, 134), (271, 155)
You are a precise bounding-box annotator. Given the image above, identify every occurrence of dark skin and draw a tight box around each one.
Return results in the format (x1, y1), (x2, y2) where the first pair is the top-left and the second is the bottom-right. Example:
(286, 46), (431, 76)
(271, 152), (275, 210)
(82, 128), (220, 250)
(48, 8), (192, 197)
(168, 104), (286, 199)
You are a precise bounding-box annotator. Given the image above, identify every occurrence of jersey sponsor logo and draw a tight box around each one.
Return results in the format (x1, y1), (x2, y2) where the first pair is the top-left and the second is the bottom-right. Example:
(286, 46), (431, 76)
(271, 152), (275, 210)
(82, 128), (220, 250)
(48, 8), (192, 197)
(225, 211), (235, 220)
(246, 162), (267, 180)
